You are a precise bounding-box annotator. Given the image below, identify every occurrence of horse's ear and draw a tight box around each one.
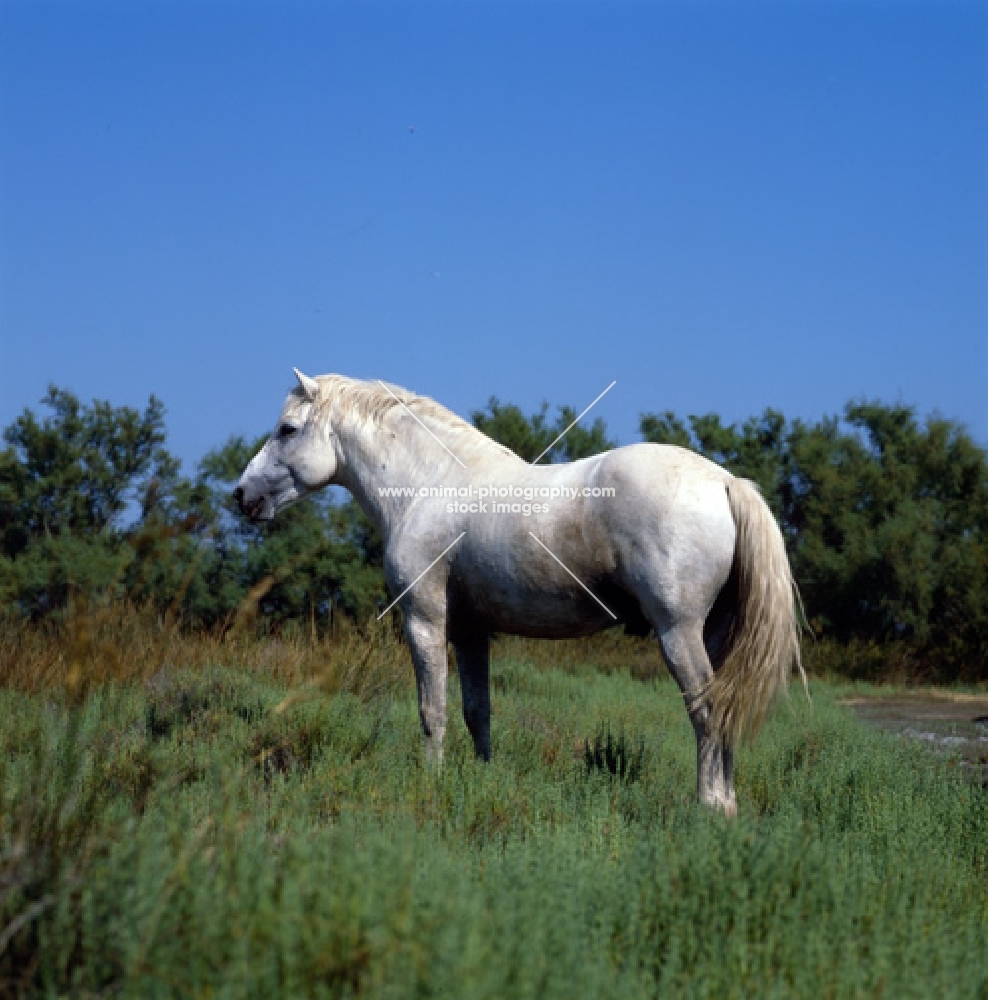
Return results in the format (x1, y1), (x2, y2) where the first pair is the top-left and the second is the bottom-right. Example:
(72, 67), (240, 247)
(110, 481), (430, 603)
(293, 368), (320, 400)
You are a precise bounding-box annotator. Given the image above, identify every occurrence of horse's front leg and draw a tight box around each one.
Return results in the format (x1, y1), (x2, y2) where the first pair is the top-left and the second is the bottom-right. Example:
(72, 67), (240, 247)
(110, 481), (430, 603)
(452, 633), (491, 761)
(403, 607), (449, 768)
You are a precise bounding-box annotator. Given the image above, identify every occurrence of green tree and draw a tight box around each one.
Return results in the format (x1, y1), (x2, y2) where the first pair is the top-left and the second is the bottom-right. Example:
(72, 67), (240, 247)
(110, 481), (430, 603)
(0, 392), (388, 628)
(0, 387), (175, 614)
(131, 434), (387, 627)
(0, 386), (173, 554)
(786, 404), (988, 670)
(471, 398), (556, 463)
(639, 401), (988, 678)
(472, 398), (615, 463)
(551, 406), (616, 461)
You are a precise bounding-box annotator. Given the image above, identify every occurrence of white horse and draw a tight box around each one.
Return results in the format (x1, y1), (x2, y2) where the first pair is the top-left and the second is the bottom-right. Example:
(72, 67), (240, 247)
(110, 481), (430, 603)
(234, 370), (802, 815)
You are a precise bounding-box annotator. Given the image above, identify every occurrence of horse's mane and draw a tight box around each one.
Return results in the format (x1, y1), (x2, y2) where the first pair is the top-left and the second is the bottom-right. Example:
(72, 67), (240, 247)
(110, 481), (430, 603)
(313, 375), (516, 460)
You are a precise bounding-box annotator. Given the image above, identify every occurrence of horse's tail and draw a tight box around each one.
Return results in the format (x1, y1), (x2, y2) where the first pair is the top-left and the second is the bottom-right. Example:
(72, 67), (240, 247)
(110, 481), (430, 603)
(705, 477), (804, 745)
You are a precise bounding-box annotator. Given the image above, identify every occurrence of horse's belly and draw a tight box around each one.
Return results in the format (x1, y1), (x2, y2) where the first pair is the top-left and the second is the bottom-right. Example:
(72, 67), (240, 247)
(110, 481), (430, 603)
(453, 580), (628, 639)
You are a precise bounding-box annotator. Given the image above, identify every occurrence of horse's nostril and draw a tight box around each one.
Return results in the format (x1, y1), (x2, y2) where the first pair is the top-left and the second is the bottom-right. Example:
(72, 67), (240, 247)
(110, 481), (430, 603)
(232, 486), (245, 509)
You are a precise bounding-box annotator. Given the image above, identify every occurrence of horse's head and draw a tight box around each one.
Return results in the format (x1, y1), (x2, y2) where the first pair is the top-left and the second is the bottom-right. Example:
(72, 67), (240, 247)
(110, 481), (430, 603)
(233, 368), (337, 521)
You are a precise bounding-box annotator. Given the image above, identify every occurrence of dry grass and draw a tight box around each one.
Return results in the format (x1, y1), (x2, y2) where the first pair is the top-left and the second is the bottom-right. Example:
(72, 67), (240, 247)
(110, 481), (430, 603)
(0, 599), (410, 703)
(7, 595), (954, 716)
(0, 595), (669, 706)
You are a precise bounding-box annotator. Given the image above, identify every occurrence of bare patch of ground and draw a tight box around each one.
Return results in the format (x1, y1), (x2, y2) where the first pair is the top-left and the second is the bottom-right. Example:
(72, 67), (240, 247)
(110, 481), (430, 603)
(839, 693), (988, 786)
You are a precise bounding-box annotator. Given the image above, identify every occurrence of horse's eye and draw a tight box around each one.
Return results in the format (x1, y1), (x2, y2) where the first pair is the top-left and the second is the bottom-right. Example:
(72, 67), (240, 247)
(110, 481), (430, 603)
(279, 424), (298, 438)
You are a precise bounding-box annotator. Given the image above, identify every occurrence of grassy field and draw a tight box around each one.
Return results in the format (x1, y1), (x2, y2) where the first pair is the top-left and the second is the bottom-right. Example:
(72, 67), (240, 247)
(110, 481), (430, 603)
(2, 625), (987, 998)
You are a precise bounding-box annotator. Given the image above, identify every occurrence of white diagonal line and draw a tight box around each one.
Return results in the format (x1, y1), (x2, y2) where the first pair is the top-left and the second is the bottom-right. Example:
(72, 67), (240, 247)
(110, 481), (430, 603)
(378, 381), (466, 468)
(527, 532), (617, 619)
(530, 380), (616, 465)
(377, 532), (466, 619)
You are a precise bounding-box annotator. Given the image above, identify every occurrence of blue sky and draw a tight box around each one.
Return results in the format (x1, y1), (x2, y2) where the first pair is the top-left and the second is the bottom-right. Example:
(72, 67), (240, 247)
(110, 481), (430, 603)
(1, 0), (986, 470)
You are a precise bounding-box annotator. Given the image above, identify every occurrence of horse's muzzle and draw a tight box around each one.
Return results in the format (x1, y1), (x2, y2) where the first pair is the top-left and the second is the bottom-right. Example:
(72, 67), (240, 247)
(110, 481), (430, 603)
(232, 485), (271, 521)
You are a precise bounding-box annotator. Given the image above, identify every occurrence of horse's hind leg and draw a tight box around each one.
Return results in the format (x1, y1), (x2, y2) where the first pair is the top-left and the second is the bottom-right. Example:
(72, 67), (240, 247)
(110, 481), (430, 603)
(657, 622), (736, 816)
(453, 634), (491, 761)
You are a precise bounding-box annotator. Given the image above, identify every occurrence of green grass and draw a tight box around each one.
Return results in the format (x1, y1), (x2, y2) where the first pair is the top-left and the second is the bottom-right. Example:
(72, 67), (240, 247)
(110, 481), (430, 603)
(2, 656), (987, 998)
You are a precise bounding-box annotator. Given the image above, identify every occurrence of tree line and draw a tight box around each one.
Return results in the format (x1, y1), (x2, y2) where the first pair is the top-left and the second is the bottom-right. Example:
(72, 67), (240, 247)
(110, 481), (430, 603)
(1, 386), (985, 679)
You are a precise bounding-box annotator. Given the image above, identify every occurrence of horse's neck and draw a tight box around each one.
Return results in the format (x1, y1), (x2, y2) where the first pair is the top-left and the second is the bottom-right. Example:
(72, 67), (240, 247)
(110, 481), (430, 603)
(333, 414), (513, 538)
